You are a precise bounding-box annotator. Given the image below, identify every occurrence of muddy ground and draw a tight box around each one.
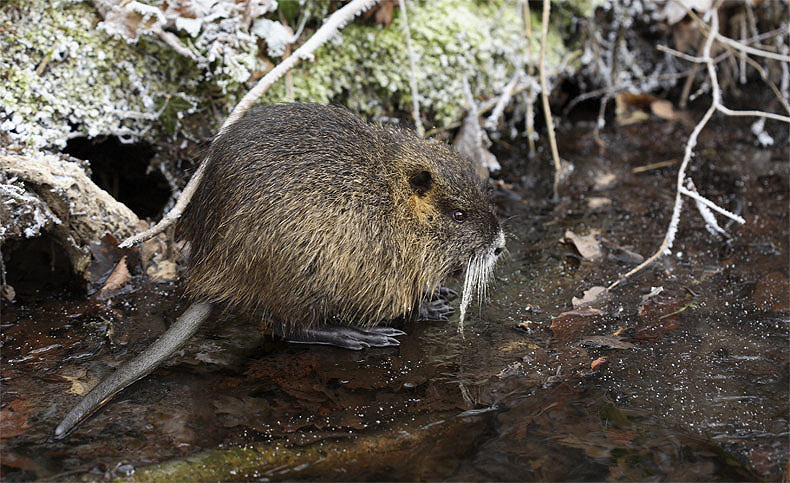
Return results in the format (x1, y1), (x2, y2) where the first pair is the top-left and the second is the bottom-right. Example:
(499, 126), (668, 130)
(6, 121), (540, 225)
(1, 112), (788, 481)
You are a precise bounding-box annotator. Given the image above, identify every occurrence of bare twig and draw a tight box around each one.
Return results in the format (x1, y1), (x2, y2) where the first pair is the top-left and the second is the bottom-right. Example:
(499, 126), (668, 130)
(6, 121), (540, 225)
(485, 72), (523, 130)
(716, 32), (790, 63)
(539, 0), (562, 201)
(152, 25), (198, 61)
(659, 40), (790, 123)
(120, 0), (381, 248)
(522, 0), (537, 157)
(608, 3), (788, 291)
(679, 185), (745, 224)
(610, 3), (719, 290)
(222, 0), (381, 133)
(398, 0), (424, 136)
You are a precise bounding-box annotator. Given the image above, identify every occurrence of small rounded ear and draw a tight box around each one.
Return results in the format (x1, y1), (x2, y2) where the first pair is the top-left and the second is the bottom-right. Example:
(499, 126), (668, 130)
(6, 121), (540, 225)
(409, 170), (433, 197)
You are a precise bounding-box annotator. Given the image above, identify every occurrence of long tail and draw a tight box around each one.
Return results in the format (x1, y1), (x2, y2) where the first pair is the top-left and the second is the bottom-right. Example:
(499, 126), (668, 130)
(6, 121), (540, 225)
(54, 302), (213, 439)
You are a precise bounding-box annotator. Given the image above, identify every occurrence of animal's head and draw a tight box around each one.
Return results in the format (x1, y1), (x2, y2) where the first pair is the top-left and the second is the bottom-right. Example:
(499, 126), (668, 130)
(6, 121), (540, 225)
(391, 135), (506, 317)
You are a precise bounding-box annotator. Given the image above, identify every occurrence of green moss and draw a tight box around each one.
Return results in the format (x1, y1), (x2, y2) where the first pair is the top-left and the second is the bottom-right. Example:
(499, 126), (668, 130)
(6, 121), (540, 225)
(1, 0), (581, 153)
(0, 0), (202, 152)
(259, 0), (568, 127)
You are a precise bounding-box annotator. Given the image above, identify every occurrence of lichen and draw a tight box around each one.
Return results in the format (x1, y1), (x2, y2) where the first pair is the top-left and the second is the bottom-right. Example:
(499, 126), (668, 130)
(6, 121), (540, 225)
(0, 0), (202, 153)
(0, 170), (61, 242)
(261, 0), (569, 127)
(0, 0), (580, 155)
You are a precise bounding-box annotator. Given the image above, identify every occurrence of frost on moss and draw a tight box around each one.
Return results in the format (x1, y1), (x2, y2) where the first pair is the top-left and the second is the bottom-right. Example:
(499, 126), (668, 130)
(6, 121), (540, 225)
(0, 0), (202, 153)
(262, 1), (569, 127)
(0, 0), (578, 154)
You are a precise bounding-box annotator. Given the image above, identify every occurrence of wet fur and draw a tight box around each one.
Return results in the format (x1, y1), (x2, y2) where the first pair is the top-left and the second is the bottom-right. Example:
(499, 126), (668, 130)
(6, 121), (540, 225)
(179, 103), (502, 333)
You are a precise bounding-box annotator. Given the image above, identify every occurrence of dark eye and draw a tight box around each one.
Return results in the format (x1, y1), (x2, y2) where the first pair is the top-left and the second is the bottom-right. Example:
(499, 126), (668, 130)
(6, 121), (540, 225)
(452, 210), (466, 223)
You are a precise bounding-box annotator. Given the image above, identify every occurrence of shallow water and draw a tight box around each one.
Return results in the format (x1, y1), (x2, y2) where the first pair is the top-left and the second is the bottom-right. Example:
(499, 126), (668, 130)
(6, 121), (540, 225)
(1, 116), (788, 480)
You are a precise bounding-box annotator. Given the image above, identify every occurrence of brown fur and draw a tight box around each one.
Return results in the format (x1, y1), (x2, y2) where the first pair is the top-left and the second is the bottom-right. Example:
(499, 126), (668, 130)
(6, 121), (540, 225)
(178, 103), (500, 332)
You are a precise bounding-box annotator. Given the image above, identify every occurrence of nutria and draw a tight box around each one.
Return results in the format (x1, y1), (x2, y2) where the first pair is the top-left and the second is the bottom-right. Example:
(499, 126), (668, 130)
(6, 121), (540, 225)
(55, 103), (505, 438)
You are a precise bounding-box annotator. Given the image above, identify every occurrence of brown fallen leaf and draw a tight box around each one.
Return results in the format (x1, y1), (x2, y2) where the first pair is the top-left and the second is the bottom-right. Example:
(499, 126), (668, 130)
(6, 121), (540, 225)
(593, 172), (617, 190)
(650, 99), (679, 120)
(615, 92), (653, 126)
(61, 368), (97, 396)
(587, 197), (612, 210)
(363, 0), (396, 27)
(96, 255), (131, 299)
(0, 398), (32, 438)
(564, 230), (603, 260)
(0, 450), (41, 472)
(600, 237), (645, 264)
(581, 335), (635, 350)
(147, 260), (178, 283)
(572, 286), (608, 308)
(496, 361), (524, 379)
(636, 295), (690, 340)
(590, 356), (608, 370)
(550, 308), (606, 344)
(1, 284), (15, 302)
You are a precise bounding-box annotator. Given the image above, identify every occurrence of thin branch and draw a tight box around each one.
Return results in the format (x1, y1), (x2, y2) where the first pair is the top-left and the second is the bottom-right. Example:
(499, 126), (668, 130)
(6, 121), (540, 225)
(522, 0), (536, 157)
(656, 44), (703, 63)
(539, 0), (562, 201)
(485, 72), (523, 130)
(222, 0), (381, 133)
(398, 0), (424, 136)
(715, 105), (790, 123)
(715, 32), (790, 63)
(679, 186), (745, 224)
(120, 0), (382, 248)
(608, 4), (720, 291)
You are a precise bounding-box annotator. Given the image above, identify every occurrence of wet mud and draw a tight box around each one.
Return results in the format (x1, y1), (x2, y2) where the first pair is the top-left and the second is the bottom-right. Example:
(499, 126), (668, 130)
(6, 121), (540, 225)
(1, 114), (788, 481)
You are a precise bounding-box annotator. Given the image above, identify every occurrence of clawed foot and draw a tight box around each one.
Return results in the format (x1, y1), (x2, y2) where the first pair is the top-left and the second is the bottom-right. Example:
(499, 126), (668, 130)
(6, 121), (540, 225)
(414, 284), (457, 321)
(278, 325), (406, 350)
(416, 298), (455, 321)
(437, 285), (458, 301)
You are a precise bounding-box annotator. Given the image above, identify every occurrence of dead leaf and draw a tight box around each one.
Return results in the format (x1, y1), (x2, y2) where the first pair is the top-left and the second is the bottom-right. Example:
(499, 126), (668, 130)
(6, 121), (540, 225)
(615, 93), (654, 126)
(88, 233), (124, 284)
(0, 450), (41, 472)
(0, 398), (32, 438)
(61, 368), (97, 396)
(96, 255), (131, 299)
(88, 232), (139, 294)
(363, 0), (396, 26)
(516, 320), (541, 334)
(650, 99), (680, 121)
(213, 395), (271, 429)
(581, 336), (635, 350)
(496, 361), (524, 379)
(636, 295), (689, 340)
(600, 237), (645, 264)
(639, 286), (664, 305)
(564, 230), (603, 260)
(593, 172), (617, 190)
(147, 260), (177, 282)
(752, 272), (790, 312)
(550, 308), (606, 344)
(453, 109), (500, 179)
(587, 197), (611, 210)
(590, 356), (608, 370)
(572, 286), (608, 308)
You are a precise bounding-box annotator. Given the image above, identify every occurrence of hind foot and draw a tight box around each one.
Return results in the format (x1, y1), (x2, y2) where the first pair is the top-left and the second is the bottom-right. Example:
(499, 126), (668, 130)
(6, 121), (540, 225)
(276, 325), (406, 350)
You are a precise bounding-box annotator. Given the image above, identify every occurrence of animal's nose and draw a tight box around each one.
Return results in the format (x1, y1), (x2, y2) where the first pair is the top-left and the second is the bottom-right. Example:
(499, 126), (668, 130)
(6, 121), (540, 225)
(493, 230), (506, 256)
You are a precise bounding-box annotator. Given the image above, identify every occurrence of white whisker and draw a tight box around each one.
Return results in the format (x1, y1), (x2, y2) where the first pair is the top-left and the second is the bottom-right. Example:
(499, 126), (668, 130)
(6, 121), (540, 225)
(458, 230), (505, 336)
